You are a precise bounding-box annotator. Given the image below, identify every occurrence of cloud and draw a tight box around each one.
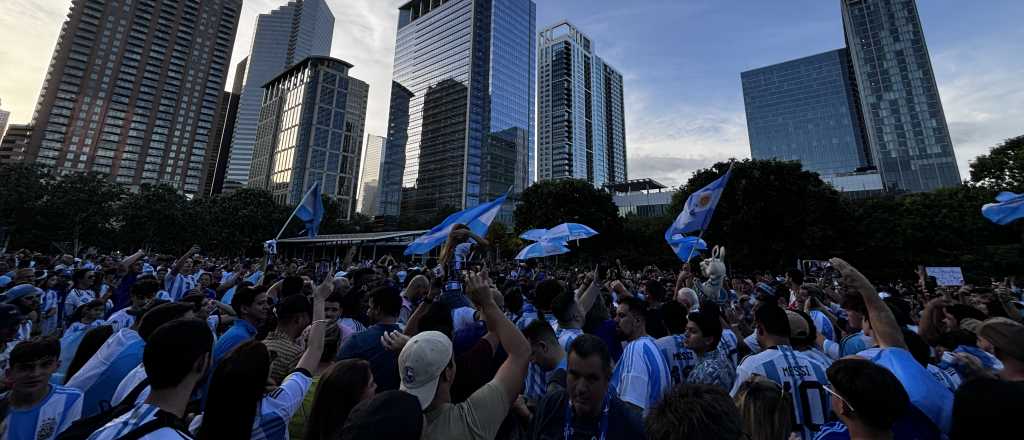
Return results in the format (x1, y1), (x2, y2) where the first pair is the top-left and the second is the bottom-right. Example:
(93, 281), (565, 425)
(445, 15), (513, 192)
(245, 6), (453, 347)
(624, 87), (750, 187)
(932, 44), (1024, 177)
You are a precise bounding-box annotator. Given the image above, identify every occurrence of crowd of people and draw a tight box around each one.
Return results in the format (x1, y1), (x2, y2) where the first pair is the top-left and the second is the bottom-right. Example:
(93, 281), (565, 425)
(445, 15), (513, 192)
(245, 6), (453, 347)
(1, 224), (1023, 440)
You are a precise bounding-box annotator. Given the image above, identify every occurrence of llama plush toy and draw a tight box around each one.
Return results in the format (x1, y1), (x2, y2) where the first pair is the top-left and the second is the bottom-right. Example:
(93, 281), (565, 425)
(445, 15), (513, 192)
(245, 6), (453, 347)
(696, 246), (732, 303)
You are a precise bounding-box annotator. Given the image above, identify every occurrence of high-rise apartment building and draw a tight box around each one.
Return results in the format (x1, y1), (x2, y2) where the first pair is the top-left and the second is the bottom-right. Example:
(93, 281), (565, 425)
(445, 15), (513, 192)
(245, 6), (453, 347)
(358, 134), (387, 217)
(537, 21), (628, 187)
(386, 0), (536, 220)
(742, 49), (872, 177)
(223, 0), (334, 192)
(248, 57), (368, 220)
(841, 0), (960, 192)
(742, 0), (960, 194)
(25, 0), (242, 194)
(0, 99), (10, 142)
(0, 125), (32, 165)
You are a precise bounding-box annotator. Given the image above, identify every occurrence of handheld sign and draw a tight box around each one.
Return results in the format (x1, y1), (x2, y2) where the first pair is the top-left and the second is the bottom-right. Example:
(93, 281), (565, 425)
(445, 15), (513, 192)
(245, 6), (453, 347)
(925, 267), (964, 287)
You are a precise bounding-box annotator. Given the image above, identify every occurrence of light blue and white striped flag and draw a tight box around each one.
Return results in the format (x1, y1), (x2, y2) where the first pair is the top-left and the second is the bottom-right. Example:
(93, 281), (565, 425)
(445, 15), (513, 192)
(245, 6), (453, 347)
(404, 191), (509, 256)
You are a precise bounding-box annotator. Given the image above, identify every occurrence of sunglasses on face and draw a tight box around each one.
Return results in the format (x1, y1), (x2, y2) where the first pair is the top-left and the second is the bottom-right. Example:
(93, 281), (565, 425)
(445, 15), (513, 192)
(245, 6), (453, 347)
(823, 384), (856, 413)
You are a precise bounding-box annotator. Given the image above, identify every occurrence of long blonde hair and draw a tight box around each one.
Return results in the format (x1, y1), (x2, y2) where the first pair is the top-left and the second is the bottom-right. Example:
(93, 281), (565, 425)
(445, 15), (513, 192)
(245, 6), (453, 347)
(734, 377), (795, 440)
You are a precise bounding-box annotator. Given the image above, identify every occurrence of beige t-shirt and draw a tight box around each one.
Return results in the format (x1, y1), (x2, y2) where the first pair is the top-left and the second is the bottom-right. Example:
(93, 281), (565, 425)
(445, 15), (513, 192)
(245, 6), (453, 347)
(423, 381), (511, 440)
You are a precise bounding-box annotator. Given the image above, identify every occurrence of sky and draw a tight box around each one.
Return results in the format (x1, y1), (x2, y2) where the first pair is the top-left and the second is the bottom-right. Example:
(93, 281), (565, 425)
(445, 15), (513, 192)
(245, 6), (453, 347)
(1, 0), (1021, 187)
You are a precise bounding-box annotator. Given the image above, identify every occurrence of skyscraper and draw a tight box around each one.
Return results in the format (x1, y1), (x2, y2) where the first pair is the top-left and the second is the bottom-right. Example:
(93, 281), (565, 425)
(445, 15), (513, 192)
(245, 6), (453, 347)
(209, 58), (248, 195)
(387, 0), (536, 220)
(841, 0), (961, 192)
(0, 98), (10, 142)
(247, 57), (368, 220)
(358, 134), (387, 217)
(223, 0), (334, 192)
(25, 0), (242, 194)
(742, 49), (872, 177)
(203, 90), (237, 195)
(379, 82), (413, 220)
(537, 21), (628, 187)
(0, 125), (32, 165)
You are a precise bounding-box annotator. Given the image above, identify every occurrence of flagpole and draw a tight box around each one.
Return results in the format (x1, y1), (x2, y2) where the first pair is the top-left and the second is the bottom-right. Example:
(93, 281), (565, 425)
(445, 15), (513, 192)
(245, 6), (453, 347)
(276, 184), (318, 240)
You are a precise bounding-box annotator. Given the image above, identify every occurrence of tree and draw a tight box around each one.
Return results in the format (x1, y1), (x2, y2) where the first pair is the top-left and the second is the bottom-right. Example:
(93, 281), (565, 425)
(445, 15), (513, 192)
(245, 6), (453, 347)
(514, 179), (624, 263)
(670, 159), (850, 273)
(39, 172), (126, 255)
(117, 184), (188, 252)
(0, 163), (52, 250)
(970, 135), (1024, 193)
(486, 221), (521, 263)
(187, 189), (291, 256)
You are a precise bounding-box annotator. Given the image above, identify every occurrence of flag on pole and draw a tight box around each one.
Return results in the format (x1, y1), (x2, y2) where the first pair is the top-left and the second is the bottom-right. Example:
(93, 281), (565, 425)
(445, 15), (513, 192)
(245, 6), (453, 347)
(664, 168), (732, 261)
(294, 181), (324, 238)
(666, 169), (732, 236)
(982, 192), (1024, 225)
(404, 191), (510, 256)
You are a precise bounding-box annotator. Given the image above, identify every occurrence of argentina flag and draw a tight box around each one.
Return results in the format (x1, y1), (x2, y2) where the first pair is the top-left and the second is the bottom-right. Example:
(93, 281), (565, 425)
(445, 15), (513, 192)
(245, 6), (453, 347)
(982, 192), (1024, 225)
(294, 181), (324, 238)
(665, 168), (732, 237)
(404, 191), (509, 256)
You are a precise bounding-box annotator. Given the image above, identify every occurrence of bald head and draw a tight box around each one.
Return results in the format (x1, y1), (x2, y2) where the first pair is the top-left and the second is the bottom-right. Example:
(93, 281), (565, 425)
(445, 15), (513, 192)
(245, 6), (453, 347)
(405, 275), (430, 301)
(333, 277), (351, 294)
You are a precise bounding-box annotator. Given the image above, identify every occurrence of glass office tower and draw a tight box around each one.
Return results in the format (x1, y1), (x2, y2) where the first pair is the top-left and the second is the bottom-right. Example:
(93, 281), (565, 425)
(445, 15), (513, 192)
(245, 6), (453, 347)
(248, 57), (368, 220)
(537, 21), (627, 187)
(358, 134), (387, 216)
(841, 0), (960, 192)
(223, 0), (334, 192)
(386, 0), (536, 219)
(742, 49), (871, 177)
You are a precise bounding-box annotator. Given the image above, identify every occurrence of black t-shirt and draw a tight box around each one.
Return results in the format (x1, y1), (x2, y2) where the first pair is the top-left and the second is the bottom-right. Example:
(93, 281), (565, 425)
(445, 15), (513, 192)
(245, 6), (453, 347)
(530, 389), (644, 440)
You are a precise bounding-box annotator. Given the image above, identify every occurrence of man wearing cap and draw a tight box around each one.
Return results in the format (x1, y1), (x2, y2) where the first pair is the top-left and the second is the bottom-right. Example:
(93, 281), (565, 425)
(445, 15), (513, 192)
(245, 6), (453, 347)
(977, 318), (1024, 382)
(398, 270), (530, 440)
(2, 284), (42, 342)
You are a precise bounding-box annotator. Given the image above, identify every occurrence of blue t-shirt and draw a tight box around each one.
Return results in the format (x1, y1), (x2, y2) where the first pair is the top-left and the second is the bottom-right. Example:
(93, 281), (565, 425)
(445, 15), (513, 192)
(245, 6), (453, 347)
(212, 319), (258, 364)
(336, 323), (402, 391)
(4, 385), (83, 440)
(839, 331), (871, 357)
(868, 347), (953, 435)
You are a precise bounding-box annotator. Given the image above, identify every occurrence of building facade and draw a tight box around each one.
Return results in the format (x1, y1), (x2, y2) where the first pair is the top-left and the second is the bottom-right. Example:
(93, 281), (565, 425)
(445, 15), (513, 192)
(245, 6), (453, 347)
(0, 125), (32, 165)
(605, 179), (676, 218)
(247, 57), (368, 220)
(223, 0), (334, 192)
(0, 99), (10, 142)
(537, 21), (627, 187)
(358, 134), (387, 217)
(203, 90), (238, 195)
(387, 0), (536, 220)
(841, 0), (961, 192)
(742, 49), (872, 177)
(23, 0), (241, 194)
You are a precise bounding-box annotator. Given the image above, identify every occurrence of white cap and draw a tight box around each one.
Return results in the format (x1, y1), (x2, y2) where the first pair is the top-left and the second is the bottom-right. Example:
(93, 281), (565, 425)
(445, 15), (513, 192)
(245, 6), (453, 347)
(398, 331), (453, 409)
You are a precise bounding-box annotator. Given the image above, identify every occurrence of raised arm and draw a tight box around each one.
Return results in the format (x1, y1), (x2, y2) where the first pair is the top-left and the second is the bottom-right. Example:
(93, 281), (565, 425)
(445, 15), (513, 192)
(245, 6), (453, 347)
(831, 258), (906, 350)
(295, 320), (327, 373)
(575, 266), (602, 316)
(466, 270), (529, 402)
(312, 276), (332, 322)
(119, 250), (145, 275)
(170, 245), (200, 275)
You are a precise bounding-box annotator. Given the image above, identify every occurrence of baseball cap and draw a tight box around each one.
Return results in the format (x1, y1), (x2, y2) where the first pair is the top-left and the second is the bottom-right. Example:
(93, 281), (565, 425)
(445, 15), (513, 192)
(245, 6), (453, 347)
(978, 319), (1024, 362)
(1, 284), (43, 304)
(786, 310), (811, 340)
(398, 330), (453, 409)
(0, 276), (10, 289)
(341, 390), (424, 440)
(0, 304), (25, 328)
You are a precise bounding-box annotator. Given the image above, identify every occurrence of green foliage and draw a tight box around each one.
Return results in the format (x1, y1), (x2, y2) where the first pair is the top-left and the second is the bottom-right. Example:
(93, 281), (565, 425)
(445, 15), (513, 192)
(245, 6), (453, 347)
(970, 135), (1024, 193)
(486, 221), (522, 262)
(118, 184), (188, 252)
(668, 159), (849, 273)
(38, 172), (126, 254)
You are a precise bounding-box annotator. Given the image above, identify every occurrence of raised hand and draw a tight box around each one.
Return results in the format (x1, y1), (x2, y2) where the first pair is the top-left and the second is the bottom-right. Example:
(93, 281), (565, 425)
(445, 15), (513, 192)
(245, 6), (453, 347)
(381, 330), (410, 352)
(465, 268), (496, 310)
